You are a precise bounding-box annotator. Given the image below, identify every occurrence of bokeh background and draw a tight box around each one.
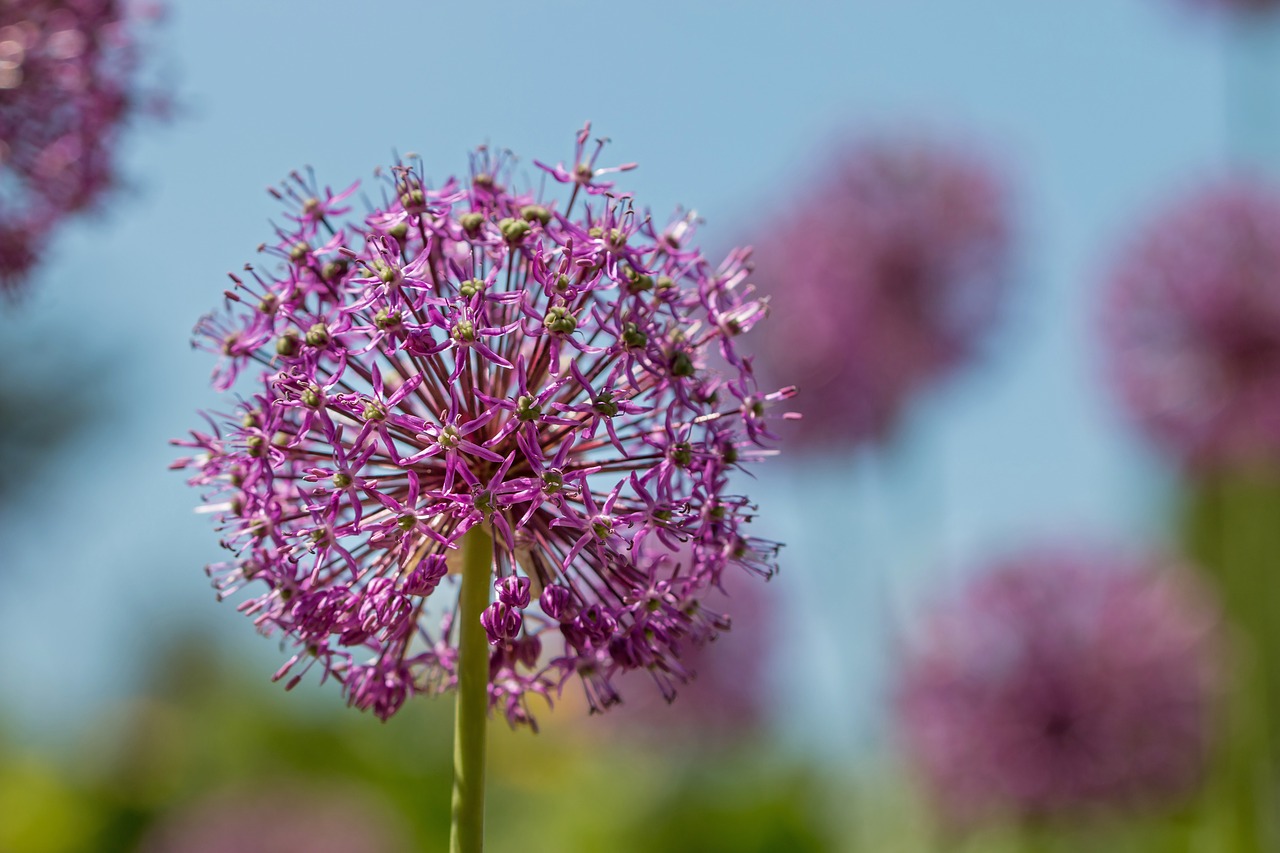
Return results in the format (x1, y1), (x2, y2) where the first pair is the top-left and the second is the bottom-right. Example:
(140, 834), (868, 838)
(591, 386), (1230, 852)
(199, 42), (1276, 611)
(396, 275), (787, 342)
(2, 1), (1275, 850)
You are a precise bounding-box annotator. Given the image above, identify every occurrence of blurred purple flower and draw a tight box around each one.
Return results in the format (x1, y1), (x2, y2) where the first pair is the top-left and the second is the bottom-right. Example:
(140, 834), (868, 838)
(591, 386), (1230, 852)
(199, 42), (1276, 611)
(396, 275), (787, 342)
(174, 125), (794, 728)
(0, 0), (165, 295)
(750, 136), (1012, 448)
(1102, 181), (1280, 469)
(895, 547), (1220, 822)
(137, 784), (409, 853)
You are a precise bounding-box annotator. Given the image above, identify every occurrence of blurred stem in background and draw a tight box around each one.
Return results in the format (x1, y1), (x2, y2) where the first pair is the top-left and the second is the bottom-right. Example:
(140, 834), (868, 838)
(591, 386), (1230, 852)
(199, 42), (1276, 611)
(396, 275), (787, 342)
(1183, 468), (1280, 852)
(1225, 14), (1280, 173)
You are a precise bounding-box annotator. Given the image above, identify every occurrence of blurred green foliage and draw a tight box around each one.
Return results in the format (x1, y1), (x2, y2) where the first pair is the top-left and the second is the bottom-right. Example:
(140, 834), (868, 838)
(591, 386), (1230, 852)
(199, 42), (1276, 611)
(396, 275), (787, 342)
(0, 637), (837, 852)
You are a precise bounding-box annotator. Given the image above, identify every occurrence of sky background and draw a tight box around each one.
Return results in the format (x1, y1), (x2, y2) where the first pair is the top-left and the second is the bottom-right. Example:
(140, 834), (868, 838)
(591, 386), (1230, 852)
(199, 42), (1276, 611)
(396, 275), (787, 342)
(0, 0), (1255, 757)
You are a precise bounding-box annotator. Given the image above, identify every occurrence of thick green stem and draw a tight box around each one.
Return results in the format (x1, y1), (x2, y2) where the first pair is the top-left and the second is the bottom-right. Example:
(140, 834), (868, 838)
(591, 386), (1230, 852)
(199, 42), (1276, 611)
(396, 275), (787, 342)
(450, 525), (493, 853)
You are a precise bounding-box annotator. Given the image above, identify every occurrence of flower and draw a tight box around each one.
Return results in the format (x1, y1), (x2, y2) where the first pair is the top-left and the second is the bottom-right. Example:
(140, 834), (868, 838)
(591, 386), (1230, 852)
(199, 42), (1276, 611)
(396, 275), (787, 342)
(606, 556), (774, 743)
(0, 0), (164, 295)
(174, 124), (794, 727)
(895, 547), (1220, 823)
(136, 784), (410, 853)
(1102, 181), (1280, 469)
(748, 135), (1011, 448)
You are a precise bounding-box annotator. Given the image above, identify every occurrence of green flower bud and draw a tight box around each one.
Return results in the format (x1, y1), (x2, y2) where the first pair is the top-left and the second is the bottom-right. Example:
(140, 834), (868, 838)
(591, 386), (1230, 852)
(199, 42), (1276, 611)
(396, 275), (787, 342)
(306, 322), (330, 348)
(515, 394), (542, 422)
(593, 392), (620, 418)
(543, 306), (577, 335)
(276, 332), (299, 357)
(520, 204), (552, 225)
(374, 308), (402, 330)
(452, 320), (475, 342)
(438, 425), (461, 449)
(622, 322), (648, 349)
(499, 217), (531, 244)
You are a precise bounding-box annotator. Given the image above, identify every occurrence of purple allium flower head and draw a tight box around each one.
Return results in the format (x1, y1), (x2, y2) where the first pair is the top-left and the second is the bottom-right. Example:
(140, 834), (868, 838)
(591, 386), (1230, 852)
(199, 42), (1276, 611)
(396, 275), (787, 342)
(174, 124), (794, 727)
(137, 784), (410, 853)
(750, 136), (1011, 447)
(1102, 181), (1280, 469)
(0, 0), (164, 295)
(895, 547), (1220, 823)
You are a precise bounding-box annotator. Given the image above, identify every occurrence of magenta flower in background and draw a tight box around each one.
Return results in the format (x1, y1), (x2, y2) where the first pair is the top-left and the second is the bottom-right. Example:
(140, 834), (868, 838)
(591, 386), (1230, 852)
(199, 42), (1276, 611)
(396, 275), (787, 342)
(749, 136), (1012, 448)
(1102, 181), (1280, 470)
(137, 784), (410, 853)
(174, 124), (794, 728)
(895, 547), (1220, 823)
(0, 0), (163, 294)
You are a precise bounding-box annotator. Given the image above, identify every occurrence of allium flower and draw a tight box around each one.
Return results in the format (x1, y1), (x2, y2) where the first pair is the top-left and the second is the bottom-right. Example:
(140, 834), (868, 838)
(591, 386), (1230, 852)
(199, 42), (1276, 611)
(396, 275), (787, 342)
(608, 554), (773, 741)
(0, 0), (163, 294)
(895, 548), (1220, 822)
(1102, 181), (1280, 469)
(174, 124), (793, 727)
(137, 784), (409, 853)
(749, 136), (1011, 447)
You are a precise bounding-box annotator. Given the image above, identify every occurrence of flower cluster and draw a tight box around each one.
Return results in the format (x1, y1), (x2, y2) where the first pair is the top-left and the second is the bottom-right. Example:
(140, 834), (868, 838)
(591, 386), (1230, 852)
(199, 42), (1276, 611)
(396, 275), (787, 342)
(895, 547), (1219, 822)
(749, 136), (1011, 447)
(606, 551), (773, 742)
(174, 125), (793, 727)
(137, 785), (409, 853)
(1102, 181), (1280, 469)
(0, 0), (162, 293)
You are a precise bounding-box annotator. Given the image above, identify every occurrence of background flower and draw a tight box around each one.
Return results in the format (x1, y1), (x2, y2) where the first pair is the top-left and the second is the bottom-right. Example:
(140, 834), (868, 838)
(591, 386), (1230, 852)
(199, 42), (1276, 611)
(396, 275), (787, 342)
(748, 135), (1012, 448)
(0, 0), (164, 294)
(895, 547), (1220, 823)
(1102, 181), (1280, 470)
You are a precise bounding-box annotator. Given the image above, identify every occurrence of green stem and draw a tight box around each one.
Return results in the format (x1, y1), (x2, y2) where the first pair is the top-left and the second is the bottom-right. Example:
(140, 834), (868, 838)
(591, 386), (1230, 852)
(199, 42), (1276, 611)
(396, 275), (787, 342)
(450, 525), (493, 853)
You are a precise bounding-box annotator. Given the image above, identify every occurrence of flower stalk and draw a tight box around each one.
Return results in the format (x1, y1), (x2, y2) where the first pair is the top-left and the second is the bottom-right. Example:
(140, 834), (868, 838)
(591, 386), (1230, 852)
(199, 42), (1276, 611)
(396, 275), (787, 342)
(450, 525), (493, 853)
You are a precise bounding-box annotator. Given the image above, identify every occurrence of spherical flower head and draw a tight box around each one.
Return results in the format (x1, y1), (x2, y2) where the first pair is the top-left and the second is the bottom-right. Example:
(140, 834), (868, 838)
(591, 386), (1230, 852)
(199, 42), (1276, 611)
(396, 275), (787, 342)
(0, 0), (164, 297)
(136, 784), (409, 853)
(1102, 181), (1280, 470)
(895, 547), (1220, 824)
(749, 135), (1012, 448)
(174, 124), (794, 728)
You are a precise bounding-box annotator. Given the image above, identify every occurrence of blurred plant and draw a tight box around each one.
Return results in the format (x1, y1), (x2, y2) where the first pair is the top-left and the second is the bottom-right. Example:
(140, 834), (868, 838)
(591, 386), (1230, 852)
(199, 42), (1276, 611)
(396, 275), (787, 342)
(1104, 179), (1280, 850)
(174, 123), (793, 849)
(1103, 181), (1280, 470)
(895, 547), (1220, 830)
(135, 783), (410, 853)
(0, 0), (166, 296)
(749, 135), (1011, 448)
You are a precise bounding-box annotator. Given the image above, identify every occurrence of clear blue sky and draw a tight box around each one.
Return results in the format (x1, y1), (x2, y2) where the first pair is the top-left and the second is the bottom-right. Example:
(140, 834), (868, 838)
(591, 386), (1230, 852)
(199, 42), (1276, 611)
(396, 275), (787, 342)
(0, 0), (1251, 752)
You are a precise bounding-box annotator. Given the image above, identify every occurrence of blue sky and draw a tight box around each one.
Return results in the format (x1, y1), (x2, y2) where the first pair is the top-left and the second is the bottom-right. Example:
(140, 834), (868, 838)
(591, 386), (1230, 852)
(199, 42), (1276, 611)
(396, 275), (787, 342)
(0, 0), (1253, 752)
